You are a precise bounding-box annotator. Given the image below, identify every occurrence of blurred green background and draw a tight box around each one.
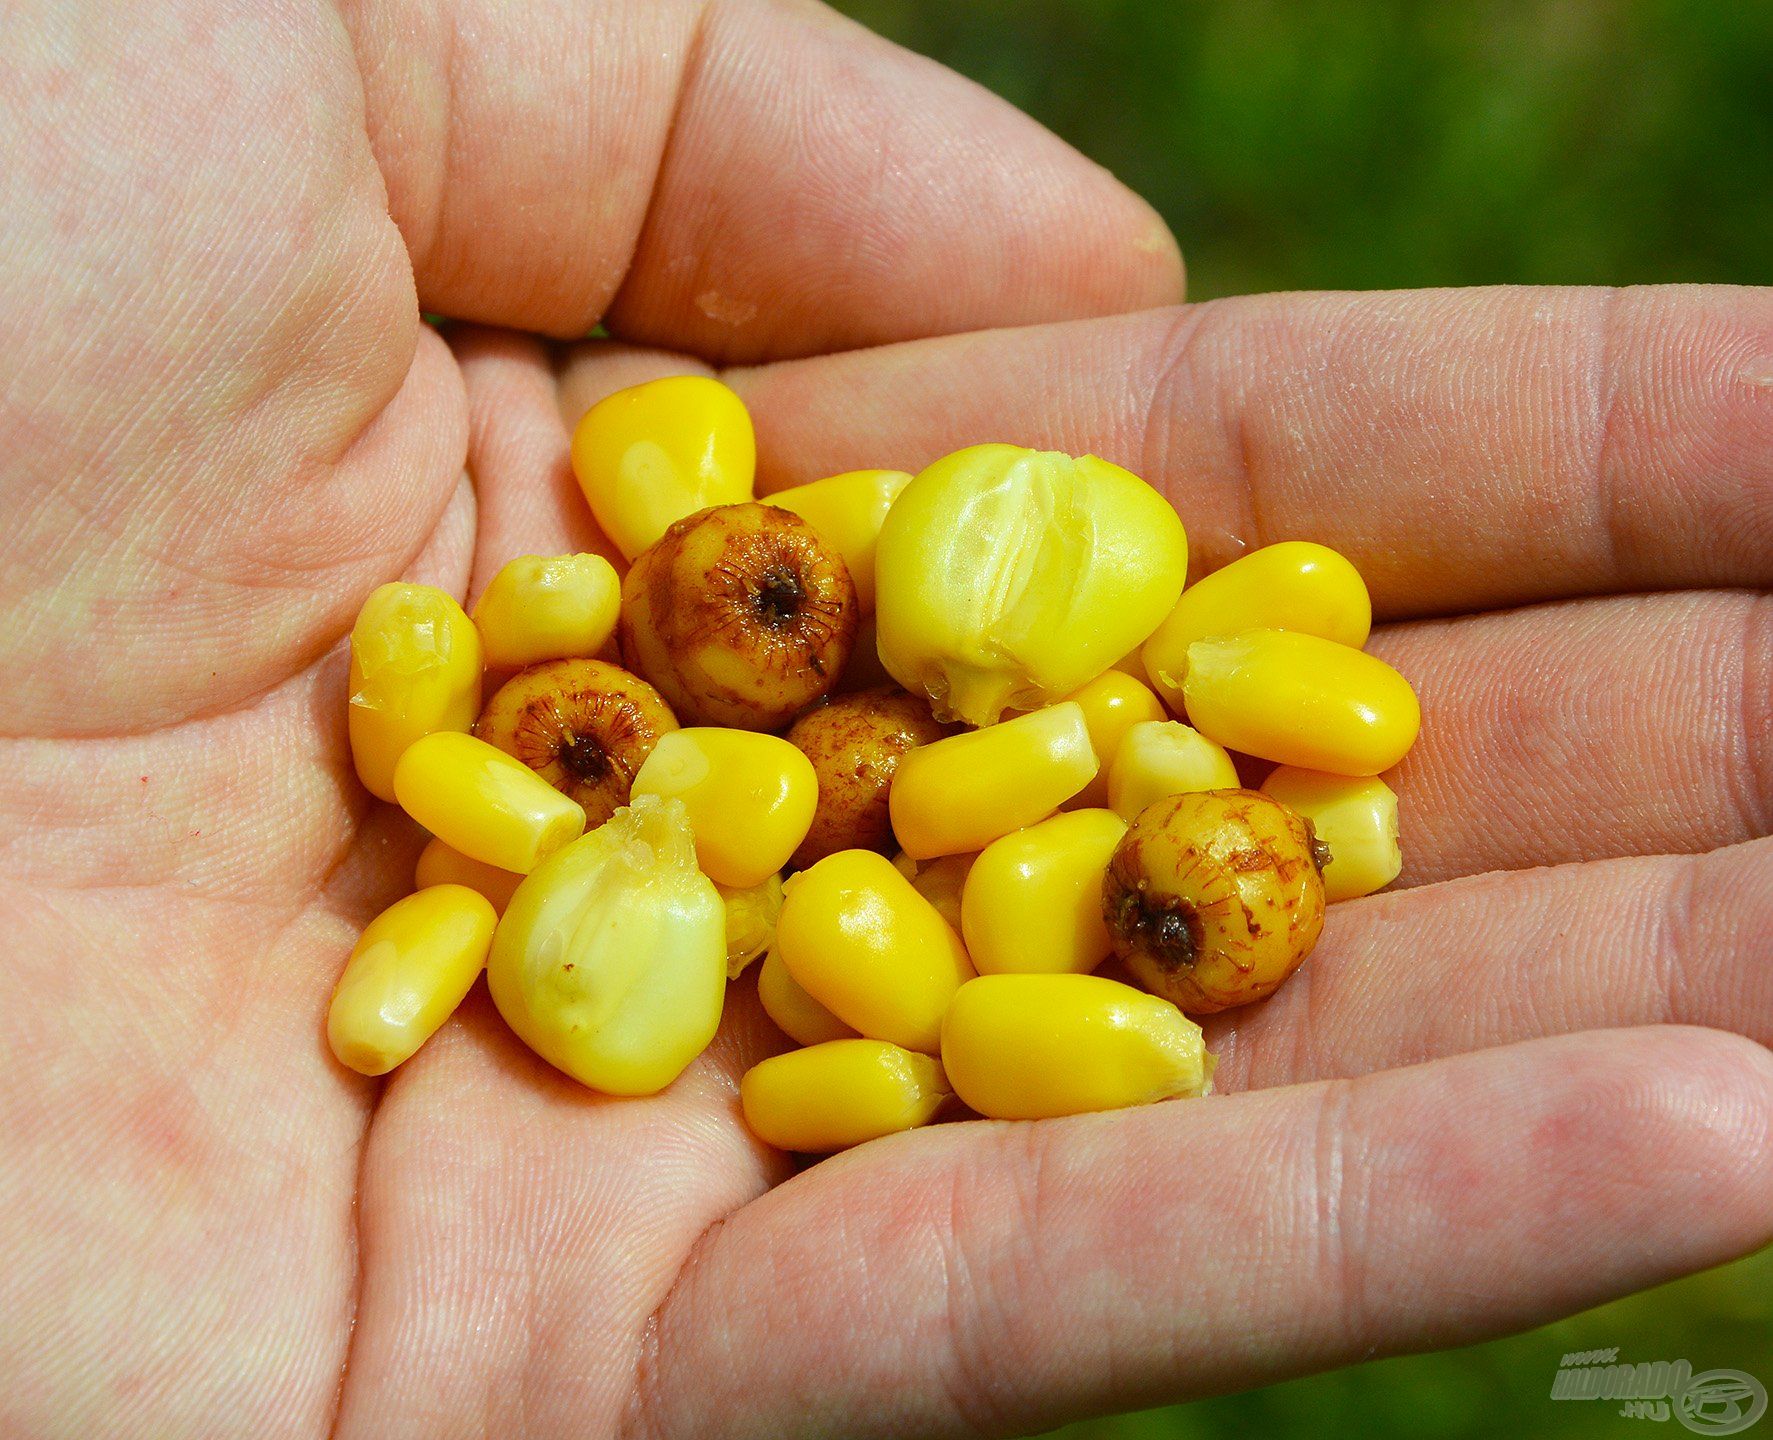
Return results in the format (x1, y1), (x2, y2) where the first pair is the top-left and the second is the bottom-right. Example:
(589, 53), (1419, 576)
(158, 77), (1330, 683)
(830, 2), (1773, 1437)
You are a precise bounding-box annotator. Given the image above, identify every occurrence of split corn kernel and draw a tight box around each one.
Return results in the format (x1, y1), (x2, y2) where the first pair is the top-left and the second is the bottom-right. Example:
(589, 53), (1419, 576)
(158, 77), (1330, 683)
(756, 945), (858, 1046)
(776, 849), (975, 1053)
(1262, 766), (1403, 901)
(765, 469), (911, 613)
(393, 731), (586, 874)
(486, 795), (725, 1095)
(1064, 670), (1167, 809)
(961, 809), (1126, 975)
(348, 582), (483, 802)
(414, 837), (525, 914)
(471, 553), (621, 670)
(1142, 541), (1372, 713)
(941, 973), (1212, 1120)
(1183, 629), (1420, 776)
(717, 873), (784, 978)
(893, 850), (976, 935)
(741, 1039), (949, 1153)
(629, 728), (817, 888)
(889, 701), (1097, 859)
(327, 885), (496, 1076)
(875, 444), (1187, 726)
(1106, 720), (1240, 822)
(570, 375), (756, 560)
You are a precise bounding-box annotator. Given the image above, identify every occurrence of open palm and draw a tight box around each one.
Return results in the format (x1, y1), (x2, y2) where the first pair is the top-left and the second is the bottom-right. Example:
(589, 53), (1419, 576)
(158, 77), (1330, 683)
(3, 3), (1770, 1437)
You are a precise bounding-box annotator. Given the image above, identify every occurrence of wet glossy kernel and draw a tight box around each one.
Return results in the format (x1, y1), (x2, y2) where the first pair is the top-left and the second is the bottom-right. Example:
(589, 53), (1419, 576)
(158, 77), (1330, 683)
(1106, 719), (1241, 822)
(717, 874), (785, 978)
(892, 850), (977, 936)
(741, 1039), (950, 1153)
(414, 837), (525, 914)
(940, 973), (1211, 1120)
(756, 945), (858, 1047)
(961, 809), (1126, 975)
(393, 731), (586, 874)
(765, 469), (911, 613)
(1064, 669), (1167, 808)
(1262, 767), (1402, 901)
(472, 553), (622, 670)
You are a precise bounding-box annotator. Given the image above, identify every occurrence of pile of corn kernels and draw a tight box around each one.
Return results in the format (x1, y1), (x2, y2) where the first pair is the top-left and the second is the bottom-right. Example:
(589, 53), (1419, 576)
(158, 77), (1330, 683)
(332, 376), (1419, 1153)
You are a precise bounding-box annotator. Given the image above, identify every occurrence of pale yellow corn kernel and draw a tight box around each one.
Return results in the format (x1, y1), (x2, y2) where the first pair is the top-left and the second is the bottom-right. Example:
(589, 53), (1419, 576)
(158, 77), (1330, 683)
(1064, 670), (1167, 809)
(393, 731), (586, 874)
(629, 728), (817, 888)
(961, 809), (1126, 975)
(741, 1039), (950, 1153)
(414, 837), (525, 914)
(889, 701), (1097, 859)
(941, 973), (1213, 1120)
(875, 445), (1188, 726)
(487, 795), (725, 1095)
(570, 375), (756, 560)
(471, 553), (621, 670)
(717, 873), (784, 979)
(1142, 541), (1372, 712)
(892, 850), (977, 935)
(348, 582), (483, 802)
(777, 849), (975, 1053)
(756, 945), (858, 1046)
(1262, 766), (1403, 901)
(765, 469), (911, 613)
(1184, 629), (1420, 776)
(327, 885), (496, 1076)
(1106, 720), (1241, 822)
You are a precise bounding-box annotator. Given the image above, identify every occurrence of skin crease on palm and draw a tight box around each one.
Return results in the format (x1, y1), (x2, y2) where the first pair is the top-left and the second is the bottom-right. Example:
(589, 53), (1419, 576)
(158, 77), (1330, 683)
(1, 0), (1771, 1436)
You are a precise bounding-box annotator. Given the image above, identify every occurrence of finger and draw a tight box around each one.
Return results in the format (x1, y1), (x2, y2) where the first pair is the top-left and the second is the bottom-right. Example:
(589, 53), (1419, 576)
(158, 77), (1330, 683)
(344, 0), (1182, 354)
(727, 284), (1773, 612)
(1373, 590), (1773, 886)
(629, 1026), (1773, 1440)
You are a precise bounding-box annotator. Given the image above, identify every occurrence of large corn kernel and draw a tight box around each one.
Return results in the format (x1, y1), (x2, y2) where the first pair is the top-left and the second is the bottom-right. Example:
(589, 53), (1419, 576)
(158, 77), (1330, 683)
(889, 701), (1097, 859)
(1262, 766), (1402, 901)
(414, 836), (525, 914)
(487, 795), (725, 1095)
(629, 728), (817, 888)
(1064, 670), (1167, 808)
(570, 376), (756, 560)
(471, 553), (621, 670)
(327, 885), (496, 1075)
(961, 809), (1126, 975)
(348, 583), (482, 801)
(765, 469), (911, 613)
(717, 874), (784, 978)
(741, 1039), (949, 1153)
(393, 731), (586, 874)
(875, 445), (1187, 726)
(892, 850), (977, 935)
(776, 849), (975, 1053)
(1107, 719), (1240, 822)
(941, 973), (1211, 1120)
(1142, 541), (1372, 712)
(756, 945), (858, 1046)
(1183, 629), (1420, 776)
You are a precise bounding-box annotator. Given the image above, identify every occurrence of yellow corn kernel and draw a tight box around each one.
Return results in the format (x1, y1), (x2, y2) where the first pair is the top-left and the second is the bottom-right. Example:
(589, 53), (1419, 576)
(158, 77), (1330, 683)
(1106, 719), (1241, 822)
(756, 945), (858, 1046)
(961, 809), (1126, 975)
(327, 885), (496, 1076)
(471, 553), (621, 670)
(348, 582), (483, 802)
(765, 469), (911, 613)
(1064, 670), (1167, 808)
(1262, 766), (1403, 901)
(570, 375), (756, 560)
(1183, 629), (1420, 776)
(741, 1039), (950, 1153)
(414, 837), (525, 914)
(1142, 541), (1372, 712)
(717, 873), (784, 978)
(393, 731), (586, 874)
(629, 728), (817, 888)
(893, 850), (977, 935)
(487, 795), (726, 1094)
(889, 701), (1097, 859)
(777, 849), (975, 1053)
(875, 445), (1187, 725)
(941, 973), (1213, 1120)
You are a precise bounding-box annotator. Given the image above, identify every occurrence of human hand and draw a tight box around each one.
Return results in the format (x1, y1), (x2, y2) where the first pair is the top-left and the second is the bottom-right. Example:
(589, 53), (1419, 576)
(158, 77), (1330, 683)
(3, 3), (1770, 1439)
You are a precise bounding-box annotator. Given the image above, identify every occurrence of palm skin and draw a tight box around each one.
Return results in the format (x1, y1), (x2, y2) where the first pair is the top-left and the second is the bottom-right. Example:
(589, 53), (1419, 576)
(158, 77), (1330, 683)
(1, 3), (1770, 1438)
